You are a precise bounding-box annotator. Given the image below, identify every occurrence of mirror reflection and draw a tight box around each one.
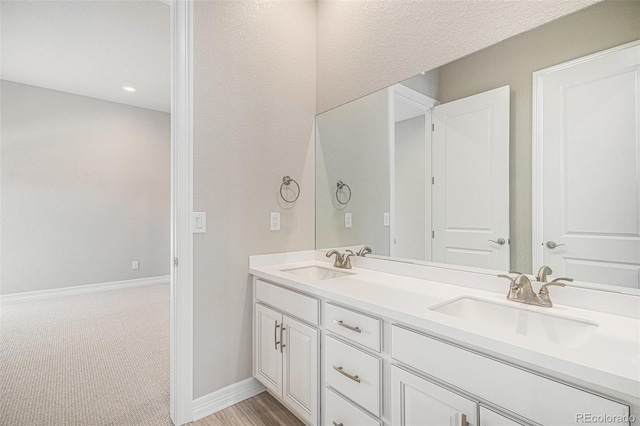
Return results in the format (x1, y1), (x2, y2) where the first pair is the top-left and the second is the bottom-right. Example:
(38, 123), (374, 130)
(315, 1), (640, 293)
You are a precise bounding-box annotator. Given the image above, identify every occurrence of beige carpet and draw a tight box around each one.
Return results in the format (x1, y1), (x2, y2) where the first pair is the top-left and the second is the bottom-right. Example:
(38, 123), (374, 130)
(0, 284), (172, 426)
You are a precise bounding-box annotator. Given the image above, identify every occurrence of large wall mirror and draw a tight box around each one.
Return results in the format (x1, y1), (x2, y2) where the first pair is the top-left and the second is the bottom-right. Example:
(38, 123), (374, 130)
(315, 1), (640, 295)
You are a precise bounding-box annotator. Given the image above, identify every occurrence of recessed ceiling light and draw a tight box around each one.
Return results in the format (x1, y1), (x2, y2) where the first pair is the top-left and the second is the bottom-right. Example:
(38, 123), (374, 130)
(121, 86), (136, 92)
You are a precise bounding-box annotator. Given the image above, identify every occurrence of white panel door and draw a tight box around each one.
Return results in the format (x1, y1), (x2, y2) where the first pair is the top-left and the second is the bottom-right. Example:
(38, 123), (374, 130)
(254, 303), (282, 396)
(282, 315), (318, 425)
(432, 86), (510, 270)
(535, 42), (640, 288)
(391, 365), (477, 426)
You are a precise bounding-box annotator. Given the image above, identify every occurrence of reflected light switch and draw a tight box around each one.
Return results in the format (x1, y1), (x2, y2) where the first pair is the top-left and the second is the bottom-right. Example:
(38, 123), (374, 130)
(345, 213), (352, 228)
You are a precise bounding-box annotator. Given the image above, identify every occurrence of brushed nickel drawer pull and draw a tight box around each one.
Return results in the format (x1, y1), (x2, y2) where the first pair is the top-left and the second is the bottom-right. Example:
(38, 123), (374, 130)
(333, 422), (343, 426)
(274, 322), (280, 351)
(333, 365), (361, 383)
(333, 319), (361, 333)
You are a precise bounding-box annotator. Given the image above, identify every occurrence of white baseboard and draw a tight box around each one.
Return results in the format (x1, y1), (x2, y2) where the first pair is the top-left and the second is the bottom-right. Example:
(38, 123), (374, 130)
(0, 275), (170, 303)
(192, 377), (266, 421)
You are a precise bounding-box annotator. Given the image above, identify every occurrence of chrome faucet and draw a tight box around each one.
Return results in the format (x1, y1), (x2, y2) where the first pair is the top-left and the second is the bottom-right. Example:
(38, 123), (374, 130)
(498, 273), (572, 308)
(326, 249), (353, 269)
(357, 246), (372, 257)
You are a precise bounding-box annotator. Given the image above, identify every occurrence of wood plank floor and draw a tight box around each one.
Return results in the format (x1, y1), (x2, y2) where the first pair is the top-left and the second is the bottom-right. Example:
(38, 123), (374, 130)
(189, 392), (304, 426)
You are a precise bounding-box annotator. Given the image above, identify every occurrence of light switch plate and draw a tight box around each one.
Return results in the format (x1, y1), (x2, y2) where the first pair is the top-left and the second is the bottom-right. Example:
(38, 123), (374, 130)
(132, 261), (139, 270)
(384, 212), (390, 226)
(192, 212), (206, 233)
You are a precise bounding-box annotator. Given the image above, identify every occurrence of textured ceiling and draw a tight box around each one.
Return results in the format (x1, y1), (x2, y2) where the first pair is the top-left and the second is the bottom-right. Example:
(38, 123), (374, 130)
(1, 1), (170, 113)
(316, 0), (601, 112)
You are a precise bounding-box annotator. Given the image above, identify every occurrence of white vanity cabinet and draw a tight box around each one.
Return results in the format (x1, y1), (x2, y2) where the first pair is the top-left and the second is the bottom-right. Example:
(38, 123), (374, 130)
(480, 406), (526, 426)
(391, 365), (477, 426)
(391, 325), (631, 426)
(254, 280), (320, 425)
(391, 364), (528, 426)
(250, 259), (637, 426)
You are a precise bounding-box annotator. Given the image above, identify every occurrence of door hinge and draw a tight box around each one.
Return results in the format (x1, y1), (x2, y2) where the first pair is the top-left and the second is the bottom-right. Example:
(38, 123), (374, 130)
(432, 177), (435, 184)
(432, 123), (435, 131)
(174, 257), (179, 268)
(432, 231), (435, 238)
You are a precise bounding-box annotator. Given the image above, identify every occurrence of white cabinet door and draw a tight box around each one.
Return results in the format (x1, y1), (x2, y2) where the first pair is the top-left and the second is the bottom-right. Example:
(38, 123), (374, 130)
(432, 85), (510, 270)
(480, 406), (525, 426)
(282, 315), (319, 425)
(254, 303), (282, 396)
(391, 365), (477, 426)
(534, 42), (640, 288)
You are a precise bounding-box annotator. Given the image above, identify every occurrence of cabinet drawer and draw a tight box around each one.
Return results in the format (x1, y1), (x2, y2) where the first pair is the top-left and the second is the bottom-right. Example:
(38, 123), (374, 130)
(325, 335), (381, 417)
(391, 325), (630, 426)
(255, 279), (319, 325)
(325, 303), (381, 351)
(324, 387), (381, 426)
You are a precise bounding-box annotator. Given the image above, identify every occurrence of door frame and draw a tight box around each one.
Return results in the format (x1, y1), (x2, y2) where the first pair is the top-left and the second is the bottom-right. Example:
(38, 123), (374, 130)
(531, 39), (640, 272)
(388, 84), (438, 259)
(170, 0), (194, 424)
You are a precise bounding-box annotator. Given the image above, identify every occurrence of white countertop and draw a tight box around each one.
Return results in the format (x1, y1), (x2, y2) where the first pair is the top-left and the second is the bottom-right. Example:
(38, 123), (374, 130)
(250, 254), (640, 404)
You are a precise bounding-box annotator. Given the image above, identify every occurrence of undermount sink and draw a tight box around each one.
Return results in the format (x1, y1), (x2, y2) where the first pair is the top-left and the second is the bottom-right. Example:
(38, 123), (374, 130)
(281, 265), (353, 281)
(431, 297), (599, 348)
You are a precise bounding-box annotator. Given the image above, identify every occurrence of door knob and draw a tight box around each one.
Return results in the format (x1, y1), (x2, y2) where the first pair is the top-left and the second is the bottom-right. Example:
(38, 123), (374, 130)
(546, 241), (565, 249)
(488, 238), (506, 245)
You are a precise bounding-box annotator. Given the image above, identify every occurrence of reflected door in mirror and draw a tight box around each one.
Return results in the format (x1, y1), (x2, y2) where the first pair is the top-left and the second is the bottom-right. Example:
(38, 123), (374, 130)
(432, 86), (511, 270)
(535, 41), (640, 289)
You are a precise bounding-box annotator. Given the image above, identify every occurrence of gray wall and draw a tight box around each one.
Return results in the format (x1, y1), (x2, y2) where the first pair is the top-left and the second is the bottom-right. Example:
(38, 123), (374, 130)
(437, 0), (640, 274)
(192, 0), (316, 399)
(395, 116), (426, 261)
(0, 81), (170, 295)
(316, 89), (390, 255)
(316, 0), (600, 113)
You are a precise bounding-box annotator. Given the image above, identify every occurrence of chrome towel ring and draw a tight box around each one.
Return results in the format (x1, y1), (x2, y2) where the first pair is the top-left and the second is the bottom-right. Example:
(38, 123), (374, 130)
(336, 180), (351, 205)
(280, 176), (300, 203)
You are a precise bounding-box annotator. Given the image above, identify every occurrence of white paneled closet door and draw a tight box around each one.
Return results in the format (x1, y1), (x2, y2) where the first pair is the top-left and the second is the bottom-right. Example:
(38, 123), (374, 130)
(534, 41), (640, 288)
(432, 85), (510, 270)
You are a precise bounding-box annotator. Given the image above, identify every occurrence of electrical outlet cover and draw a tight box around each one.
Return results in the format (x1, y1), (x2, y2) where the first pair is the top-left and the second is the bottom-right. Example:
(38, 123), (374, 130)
(270, 212), (281, 231)
(345, 212), (352, 228)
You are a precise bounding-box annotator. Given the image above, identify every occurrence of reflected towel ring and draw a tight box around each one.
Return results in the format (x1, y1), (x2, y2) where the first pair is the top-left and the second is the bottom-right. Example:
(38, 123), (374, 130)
(280, 176), (300, 203)
(336, 180), (351, 205)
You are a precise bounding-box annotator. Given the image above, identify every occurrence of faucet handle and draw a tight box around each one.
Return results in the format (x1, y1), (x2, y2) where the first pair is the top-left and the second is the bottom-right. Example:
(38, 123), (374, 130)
(539, 278), (572, 293)
(497, 274), (516, 283)
(551, 277), (574, 283)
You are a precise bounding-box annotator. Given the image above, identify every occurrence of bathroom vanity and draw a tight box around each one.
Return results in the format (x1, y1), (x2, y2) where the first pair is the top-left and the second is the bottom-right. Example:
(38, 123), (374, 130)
(250, 251), (640, 426)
